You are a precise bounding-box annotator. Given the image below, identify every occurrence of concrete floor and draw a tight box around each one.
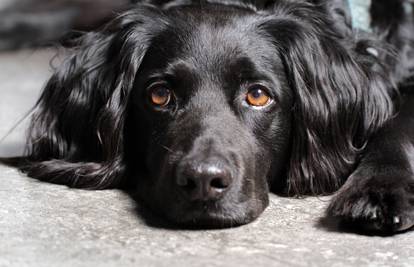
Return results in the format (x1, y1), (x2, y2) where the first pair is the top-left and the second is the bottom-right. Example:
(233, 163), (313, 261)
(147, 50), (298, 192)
(1, 49), (414, 267)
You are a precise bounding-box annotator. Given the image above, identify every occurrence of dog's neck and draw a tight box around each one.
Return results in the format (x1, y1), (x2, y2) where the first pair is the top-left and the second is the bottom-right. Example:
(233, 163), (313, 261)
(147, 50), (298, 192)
(348, 0), (413, 32)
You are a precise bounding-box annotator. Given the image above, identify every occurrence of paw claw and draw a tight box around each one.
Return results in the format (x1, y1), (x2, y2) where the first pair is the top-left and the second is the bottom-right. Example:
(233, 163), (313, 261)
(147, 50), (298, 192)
(392, 216), (401, 225)
(396, 215), (414, 232)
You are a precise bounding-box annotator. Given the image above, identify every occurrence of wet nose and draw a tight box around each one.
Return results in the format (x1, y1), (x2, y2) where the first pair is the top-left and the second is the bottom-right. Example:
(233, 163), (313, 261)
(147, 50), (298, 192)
(176, 159), (233, 201)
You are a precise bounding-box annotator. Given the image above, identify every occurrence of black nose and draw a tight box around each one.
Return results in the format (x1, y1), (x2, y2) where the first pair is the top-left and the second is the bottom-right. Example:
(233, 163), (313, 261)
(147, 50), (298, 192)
(176, 160), (232, 201)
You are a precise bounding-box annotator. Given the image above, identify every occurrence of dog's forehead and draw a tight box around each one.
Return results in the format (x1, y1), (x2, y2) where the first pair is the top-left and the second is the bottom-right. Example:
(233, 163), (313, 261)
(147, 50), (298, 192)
(180, 12), (269, 64)
(143, 8), (278, 81)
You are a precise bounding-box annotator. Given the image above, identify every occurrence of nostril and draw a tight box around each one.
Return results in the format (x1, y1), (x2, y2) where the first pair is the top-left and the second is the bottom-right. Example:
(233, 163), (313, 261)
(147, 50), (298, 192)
(210, 177), (229, 190)
(184, 178), (197, 190)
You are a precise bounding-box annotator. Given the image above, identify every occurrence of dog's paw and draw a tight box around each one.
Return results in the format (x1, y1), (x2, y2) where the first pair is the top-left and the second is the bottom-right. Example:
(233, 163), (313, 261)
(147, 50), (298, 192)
(326, 173), (414, 234)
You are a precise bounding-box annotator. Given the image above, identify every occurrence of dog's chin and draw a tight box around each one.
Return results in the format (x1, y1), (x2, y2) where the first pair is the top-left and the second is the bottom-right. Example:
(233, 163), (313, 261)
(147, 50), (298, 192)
(163, 198), (268, 229)
(135, 174), (269, 229)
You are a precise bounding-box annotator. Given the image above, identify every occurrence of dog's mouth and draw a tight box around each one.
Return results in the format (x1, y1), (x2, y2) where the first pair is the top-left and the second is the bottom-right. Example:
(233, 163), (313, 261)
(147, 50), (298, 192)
(135, 166), (267, 228)
(169, 199), (259, 229)
(134, 167), (269, 229)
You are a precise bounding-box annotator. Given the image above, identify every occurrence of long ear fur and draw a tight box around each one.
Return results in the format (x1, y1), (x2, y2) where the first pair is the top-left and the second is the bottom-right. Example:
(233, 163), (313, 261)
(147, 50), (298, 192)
(18, 6), (165, 189)
(260, 1), (395, 195)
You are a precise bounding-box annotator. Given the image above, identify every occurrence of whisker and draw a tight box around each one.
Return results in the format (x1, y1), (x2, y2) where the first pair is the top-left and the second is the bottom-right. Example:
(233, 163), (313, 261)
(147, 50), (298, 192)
(160, 144), (174, 153)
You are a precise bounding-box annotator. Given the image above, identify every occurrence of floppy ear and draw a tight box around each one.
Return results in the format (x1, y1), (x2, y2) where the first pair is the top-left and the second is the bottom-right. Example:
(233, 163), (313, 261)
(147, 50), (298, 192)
(21, 7), (165, 189)
(260, 2), (395, 195)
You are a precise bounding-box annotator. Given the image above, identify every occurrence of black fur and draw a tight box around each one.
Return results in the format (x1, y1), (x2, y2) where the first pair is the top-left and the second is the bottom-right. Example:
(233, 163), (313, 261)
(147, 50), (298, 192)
(2, 0), (414, 233)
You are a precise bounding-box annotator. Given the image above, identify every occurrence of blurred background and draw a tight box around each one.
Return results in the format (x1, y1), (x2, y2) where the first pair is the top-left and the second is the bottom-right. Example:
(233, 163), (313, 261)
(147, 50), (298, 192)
(0, 0), (135, 157)
(0, 0), (134, 50)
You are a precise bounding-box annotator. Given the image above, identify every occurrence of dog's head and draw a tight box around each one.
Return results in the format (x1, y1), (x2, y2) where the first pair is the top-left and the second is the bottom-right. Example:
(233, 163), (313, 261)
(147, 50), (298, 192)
(25, 1), (394, 227)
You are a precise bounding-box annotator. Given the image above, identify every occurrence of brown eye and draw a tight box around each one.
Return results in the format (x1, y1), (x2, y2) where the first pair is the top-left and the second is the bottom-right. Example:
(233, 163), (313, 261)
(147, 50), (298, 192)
(149, 86), (171, 107)
(246, 86), (271, 107)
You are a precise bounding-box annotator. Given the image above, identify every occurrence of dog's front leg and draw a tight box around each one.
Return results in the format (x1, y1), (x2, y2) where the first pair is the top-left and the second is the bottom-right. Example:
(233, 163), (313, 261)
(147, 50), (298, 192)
(326, 94), (414, 234)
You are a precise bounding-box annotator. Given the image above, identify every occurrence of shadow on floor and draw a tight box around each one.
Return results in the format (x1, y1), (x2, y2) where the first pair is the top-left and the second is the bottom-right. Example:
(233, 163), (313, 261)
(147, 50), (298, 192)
(316, 216), (413, 237)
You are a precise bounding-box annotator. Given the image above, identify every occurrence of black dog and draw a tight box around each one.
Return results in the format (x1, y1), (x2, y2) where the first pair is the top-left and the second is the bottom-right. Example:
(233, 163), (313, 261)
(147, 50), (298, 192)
(3, 0), (414, 233)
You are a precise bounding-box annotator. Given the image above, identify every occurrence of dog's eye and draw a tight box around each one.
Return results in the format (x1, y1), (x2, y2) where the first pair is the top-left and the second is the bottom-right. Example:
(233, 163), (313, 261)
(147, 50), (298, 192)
(246, 86), (271, 107)
(149, 86), (171, 107)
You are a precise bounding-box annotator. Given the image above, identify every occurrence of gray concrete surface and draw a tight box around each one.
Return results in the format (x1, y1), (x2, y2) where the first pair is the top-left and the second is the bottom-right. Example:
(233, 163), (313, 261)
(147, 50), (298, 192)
(1, 49), (414, 267)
